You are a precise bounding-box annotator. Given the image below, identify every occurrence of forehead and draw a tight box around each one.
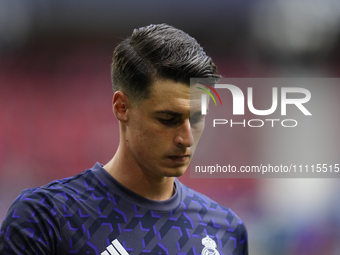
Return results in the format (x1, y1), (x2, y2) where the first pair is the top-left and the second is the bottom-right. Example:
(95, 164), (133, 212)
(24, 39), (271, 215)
(143, 79), (204, 111)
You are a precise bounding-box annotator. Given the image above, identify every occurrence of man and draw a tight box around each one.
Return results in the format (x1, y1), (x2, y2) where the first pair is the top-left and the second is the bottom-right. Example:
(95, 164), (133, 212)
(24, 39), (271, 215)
(0, 24), (248, 254)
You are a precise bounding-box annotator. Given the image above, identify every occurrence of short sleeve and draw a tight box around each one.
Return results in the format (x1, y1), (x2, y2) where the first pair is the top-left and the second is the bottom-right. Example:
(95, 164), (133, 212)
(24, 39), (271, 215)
(0, 189), (61, 255)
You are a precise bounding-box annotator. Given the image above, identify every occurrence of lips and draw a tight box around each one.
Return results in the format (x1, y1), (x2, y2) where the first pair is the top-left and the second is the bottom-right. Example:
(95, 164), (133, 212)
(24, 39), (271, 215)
(168, 155), (190, 164)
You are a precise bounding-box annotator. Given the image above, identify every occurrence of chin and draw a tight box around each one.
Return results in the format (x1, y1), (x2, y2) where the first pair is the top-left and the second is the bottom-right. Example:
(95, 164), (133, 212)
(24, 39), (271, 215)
(163, 167), (188, 177)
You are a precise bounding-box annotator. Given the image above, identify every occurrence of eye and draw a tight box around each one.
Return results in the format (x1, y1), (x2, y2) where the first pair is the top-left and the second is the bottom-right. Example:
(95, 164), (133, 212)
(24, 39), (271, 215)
(157, 113), (181, 126)
(158, 118), (179, 126)
(190, 116), (204, 125)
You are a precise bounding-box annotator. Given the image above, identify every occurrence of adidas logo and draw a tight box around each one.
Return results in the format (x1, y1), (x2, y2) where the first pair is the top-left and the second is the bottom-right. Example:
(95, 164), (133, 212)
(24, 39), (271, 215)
(101, 239), (129, 255)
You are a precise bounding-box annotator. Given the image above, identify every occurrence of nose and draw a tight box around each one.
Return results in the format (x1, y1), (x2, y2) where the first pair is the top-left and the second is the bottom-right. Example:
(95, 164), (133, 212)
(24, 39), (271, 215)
(174, 119), (193, 148)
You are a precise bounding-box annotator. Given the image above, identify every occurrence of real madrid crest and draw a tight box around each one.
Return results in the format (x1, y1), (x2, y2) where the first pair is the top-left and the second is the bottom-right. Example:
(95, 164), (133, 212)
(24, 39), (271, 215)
(201, 235), (220, 255)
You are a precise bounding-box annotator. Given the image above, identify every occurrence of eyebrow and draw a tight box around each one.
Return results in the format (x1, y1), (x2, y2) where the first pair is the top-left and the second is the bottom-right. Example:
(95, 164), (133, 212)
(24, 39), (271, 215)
(154, 110), (183, 117)
(191, 111), (202, 118)
(191, 108), (209, 116)
(154, 109), (208, 118)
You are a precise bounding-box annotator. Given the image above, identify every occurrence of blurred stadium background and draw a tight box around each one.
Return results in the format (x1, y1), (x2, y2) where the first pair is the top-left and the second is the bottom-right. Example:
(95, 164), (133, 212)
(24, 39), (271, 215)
(1, 0), (340, 254)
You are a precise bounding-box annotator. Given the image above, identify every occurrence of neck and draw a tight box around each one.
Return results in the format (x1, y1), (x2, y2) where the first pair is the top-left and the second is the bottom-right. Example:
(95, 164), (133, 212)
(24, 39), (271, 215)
(104, 145), (175, 201)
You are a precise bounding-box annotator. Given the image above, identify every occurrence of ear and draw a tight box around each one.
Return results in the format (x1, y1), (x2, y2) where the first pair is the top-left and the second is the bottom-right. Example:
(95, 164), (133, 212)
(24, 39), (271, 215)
(112, 91), (131, 123)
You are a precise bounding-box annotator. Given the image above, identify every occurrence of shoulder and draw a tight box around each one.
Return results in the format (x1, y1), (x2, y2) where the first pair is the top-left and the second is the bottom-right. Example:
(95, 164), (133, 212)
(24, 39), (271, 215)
(177, 179), (234, 213)
(0, 168), (103, 253)
(2, 167), (108, 221)
(7, 169), (94, 208)
(177, 178), (248, 233)
(176, 181), (248, 254)
(175, 179), (248, 254)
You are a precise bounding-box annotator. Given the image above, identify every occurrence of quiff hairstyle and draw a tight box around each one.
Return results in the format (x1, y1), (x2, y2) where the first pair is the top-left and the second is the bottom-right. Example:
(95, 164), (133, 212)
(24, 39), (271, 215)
(111, 24), (220, 102)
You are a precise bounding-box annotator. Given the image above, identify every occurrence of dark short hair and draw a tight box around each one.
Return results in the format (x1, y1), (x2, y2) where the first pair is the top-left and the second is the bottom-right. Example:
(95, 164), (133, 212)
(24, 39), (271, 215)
(111, 23), (220, 101)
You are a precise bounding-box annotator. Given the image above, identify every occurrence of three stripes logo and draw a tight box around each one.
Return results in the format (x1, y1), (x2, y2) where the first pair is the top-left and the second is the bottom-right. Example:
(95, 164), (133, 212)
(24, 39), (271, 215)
(101, 239), (129, 255)
(197, 82), (222, 115)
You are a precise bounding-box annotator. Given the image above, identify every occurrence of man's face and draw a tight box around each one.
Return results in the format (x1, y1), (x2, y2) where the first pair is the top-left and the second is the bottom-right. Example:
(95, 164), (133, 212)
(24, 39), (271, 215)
(125, 79), (206, 178)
